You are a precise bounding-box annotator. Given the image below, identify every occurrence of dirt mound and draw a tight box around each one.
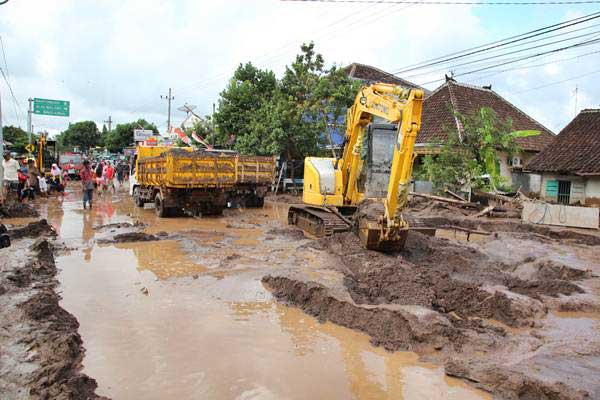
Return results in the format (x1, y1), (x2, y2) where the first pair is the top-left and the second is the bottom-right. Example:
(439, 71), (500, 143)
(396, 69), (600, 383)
(265, 227), (306, 240)
(0, 235), (108, 399)
(97, 232), (159, 244)
(0, 201), (39, 218)
(93, 221), (146, 230)
(9, 219), (56, 239)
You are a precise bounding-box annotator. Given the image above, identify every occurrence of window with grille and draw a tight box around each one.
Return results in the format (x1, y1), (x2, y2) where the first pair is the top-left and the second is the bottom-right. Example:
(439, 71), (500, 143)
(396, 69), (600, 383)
(557, 180), (571, 205)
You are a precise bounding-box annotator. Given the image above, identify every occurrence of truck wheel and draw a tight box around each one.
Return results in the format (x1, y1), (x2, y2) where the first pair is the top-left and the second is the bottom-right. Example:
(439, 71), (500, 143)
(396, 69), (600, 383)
(133, 187), (144, 207)
(155, 193), (169, 218)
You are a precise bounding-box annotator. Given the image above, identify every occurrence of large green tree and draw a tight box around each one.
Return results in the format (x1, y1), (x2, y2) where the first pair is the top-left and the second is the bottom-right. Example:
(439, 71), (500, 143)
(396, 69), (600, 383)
(213, 42), (359, 177)
(105, 119), (158, 153)
(3, 125), (30, 153)
(57, 121), (101, 152)
(213, 62), (277, 146)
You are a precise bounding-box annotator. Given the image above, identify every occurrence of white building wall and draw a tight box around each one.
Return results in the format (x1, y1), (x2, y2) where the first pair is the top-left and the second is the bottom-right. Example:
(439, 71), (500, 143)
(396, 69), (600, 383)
(585, 177), (600, 206)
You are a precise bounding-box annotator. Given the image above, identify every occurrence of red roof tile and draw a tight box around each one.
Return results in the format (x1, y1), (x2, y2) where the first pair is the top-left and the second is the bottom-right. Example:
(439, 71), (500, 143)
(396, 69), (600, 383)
(419, 80), (555, 152)
(344, 63), (429, 94)
(526, 109), (600, 174)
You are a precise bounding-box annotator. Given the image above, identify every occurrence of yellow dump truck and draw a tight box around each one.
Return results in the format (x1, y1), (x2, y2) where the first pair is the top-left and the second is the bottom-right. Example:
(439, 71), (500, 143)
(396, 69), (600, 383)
(130, 146), (275, 217)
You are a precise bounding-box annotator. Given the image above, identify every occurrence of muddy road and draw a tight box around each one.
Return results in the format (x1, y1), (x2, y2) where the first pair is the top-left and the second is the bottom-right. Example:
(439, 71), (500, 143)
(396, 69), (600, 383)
(0, 186), (490, 400)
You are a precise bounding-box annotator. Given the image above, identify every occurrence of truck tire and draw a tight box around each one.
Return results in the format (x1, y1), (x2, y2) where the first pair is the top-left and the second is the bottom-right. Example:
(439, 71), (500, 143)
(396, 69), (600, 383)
(155, 193), (169, 218)
(133, 187), (144, 207)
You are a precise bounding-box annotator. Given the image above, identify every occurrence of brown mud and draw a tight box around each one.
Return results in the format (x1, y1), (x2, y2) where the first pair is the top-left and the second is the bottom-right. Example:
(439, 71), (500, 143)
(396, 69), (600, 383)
(264, 200), (600, 399)
(0, 220), (107, 399)
(0, 201), (39, 218)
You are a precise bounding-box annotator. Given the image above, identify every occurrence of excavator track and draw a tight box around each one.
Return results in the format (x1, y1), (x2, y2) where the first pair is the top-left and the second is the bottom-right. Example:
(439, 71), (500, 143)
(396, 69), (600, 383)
(288, 205), (350, 237)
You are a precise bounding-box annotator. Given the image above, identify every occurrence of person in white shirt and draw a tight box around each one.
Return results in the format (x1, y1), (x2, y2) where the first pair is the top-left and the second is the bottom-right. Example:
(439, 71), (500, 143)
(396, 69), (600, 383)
(37, 175), (48, 196)
(2, 152), (20, 201)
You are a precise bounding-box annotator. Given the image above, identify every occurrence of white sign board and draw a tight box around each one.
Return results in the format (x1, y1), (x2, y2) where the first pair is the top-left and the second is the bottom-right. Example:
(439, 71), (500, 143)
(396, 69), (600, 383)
(134, 129), (154, 141)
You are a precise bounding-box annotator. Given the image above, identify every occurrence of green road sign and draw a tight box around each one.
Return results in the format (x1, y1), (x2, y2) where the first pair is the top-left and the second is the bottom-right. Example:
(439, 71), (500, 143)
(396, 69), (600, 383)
(33, 98), (70, 117)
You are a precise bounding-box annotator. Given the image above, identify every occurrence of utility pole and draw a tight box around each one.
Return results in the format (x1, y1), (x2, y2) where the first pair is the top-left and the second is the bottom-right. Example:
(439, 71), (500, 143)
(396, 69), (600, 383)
(104, 116), (113, 132)
(161, 88), (174, 132)
(27, 98), (33, 145)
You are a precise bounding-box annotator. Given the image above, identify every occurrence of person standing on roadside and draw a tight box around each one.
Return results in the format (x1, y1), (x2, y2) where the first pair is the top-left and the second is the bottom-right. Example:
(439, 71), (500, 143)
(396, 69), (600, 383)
(2, 152), (20, 203)
(26, 159), (39, 198)
(104, 161), (116, 193)
(80, 160), (94, 210)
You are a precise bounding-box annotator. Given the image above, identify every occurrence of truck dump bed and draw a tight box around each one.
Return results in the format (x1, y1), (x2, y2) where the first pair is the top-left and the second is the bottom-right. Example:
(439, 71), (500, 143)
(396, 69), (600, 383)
(137, 149), (276, 189)
(236, 156), (277, 185)
(138, 149), (237, 188)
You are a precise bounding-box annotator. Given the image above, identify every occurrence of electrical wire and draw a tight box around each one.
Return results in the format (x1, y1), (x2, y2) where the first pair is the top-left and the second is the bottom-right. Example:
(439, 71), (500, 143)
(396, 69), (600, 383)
(402, 28), (600, 79)
(392, 12), (600, 75)
(509, 67), (600, 94)
(282, 0), (600, 4)
(417, 36), (600, 85)
(0, 35), (24, 126)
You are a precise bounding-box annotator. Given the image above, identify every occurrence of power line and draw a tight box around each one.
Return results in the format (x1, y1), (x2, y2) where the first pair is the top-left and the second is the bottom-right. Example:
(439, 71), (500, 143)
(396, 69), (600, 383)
(510, 68), (600, 94)
(466, 48), (600, 82)
(0, 68), (24, 127)
(417, 36), (600, 85)
(392, 12), (600, 75)
(0, 36), (24, 125)
(403, 28), (600, 79)
(282, 0), (600, 4)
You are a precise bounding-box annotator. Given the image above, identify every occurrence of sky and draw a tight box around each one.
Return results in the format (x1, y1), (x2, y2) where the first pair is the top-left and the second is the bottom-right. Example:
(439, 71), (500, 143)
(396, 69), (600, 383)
(0, 0), (599, 138)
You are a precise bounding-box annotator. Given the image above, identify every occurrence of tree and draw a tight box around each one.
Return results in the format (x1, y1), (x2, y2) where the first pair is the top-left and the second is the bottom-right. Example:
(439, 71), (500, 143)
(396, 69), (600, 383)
(418, 107), (520, 192)
(3, 125), (30, 153)
(57, 121), (101, 152)
(213, 62), (277, 146)
(105, 119), (158, 153)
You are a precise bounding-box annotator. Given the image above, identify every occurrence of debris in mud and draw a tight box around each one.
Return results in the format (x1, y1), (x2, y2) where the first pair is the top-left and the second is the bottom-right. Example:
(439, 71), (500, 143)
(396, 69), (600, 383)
(265, 227), (306, 240)
(140, 287), (149, 295)
(0, 201), (39, 218)
(97, 231), (159, 244)
(93, 221), (146, 230)
(0, 219), (108, 399)
(8, 219), (56, 239)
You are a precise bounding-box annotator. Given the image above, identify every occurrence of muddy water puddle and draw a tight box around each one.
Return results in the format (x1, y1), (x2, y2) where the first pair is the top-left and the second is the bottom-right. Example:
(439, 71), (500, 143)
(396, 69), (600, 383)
(52, 188), (490, 399)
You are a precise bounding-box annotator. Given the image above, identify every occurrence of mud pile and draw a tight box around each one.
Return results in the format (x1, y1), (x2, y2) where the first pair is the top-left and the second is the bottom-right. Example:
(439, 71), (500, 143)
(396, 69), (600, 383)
(0, 201), (39, 218)
(0, 222), (108, 399)
(264, 219), (599, 399)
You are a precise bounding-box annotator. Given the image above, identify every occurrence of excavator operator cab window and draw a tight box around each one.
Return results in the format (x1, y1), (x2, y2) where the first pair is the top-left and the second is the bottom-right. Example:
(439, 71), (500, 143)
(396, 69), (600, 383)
(362, 123), (399, 198)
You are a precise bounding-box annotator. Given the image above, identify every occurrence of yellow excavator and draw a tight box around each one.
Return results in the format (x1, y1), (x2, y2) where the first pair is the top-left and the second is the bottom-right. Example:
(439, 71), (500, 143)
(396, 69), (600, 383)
(288, 82), (430, 252)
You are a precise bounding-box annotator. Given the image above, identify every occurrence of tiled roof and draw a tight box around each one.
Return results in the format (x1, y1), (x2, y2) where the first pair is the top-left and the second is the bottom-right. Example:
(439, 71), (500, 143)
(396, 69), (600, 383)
(419, 80), (555, 152)
(526, 109), (600, 174)
(344, 63), (430, 95)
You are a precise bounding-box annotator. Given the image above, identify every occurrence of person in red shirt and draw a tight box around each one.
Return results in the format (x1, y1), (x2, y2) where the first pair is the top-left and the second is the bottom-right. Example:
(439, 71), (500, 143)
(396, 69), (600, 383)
(80, 160), (95, 210)
(104, 162), (116, 193)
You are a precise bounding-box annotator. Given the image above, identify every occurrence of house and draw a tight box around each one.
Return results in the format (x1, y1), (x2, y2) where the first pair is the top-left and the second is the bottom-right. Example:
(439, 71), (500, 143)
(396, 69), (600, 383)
(417, 78), (555, 191)
(526, 109), (600, 206)
(344, 62), (430, 95)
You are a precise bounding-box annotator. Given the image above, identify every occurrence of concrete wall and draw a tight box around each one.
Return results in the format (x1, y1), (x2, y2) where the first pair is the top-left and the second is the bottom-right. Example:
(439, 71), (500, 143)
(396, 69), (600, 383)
(540, 174), (600, 206)
(585, 177), (600, 206)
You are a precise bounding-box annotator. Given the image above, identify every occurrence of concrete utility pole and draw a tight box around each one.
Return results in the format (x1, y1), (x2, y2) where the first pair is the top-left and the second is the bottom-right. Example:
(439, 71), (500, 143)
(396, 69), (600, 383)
(27, 97), (33, 145)
(104, 116), (113, 132)
(161, 88), (174, 132)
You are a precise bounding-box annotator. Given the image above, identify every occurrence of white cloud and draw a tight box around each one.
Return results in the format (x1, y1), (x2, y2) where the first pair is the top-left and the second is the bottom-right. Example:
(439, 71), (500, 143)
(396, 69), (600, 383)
(0, 0), (598, 138)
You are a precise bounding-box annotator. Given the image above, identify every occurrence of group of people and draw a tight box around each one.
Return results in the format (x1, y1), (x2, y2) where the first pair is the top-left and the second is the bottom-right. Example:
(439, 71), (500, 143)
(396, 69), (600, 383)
(2, 152), (67, 204)
(79, 160), (129, 210)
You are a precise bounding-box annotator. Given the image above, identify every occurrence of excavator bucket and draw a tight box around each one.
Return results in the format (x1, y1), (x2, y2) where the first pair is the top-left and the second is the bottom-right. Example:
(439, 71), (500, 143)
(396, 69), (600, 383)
(357, 219), (436, 252)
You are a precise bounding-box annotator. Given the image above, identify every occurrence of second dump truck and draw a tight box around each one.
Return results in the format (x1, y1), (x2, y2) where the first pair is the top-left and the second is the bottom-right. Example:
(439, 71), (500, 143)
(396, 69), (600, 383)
(130, 146), (275, 217)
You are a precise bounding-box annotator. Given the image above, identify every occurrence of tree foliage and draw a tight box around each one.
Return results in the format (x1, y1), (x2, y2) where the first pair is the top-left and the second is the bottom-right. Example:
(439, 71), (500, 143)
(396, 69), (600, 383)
(212, 42), (360, 173)
(418, 107), (520, 192)
(3, 125), (31, 153)
(105, 119), (158, 153)
(57, 121), (100, 152)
